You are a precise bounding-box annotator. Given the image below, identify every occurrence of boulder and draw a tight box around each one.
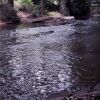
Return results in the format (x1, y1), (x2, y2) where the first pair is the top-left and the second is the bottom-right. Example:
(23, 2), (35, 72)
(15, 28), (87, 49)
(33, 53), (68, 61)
(93, 83), (100, 91)
(0, 4), (20, 24)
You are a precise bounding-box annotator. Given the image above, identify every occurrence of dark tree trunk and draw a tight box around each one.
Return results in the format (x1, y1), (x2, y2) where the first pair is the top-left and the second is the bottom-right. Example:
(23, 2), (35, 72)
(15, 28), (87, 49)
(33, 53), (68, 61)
(40, 0), (45, 16)
(66, 0), (73, 16)
(72, 0), (90, 19)
(8, 0), (14, 6)
(59, 0), (69, 16)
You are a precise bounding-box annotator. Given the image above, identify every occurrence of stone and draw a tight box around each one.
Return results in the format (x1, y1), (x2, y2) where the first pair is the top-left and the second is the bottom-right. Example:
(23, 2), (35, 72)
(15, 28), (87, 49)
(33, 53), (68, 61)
(93, 83), (100, 91)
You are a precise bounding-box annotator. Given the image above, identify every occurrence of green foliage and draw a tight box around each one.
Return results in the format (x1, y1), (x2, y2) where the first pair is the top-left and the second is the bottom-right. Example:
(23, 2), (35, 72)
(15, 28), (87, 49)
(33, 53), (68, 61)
(16, 0), (34, 13)
(17, 0), (33, 5)
(32, 4), (40, 16)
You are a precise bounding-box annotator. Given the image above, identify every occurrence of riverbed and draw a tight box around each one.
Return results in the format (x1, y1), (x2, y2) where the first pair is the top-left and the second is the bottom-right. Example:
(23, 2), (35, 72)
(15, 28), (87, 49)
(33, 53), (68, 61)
(0, 19), (100, 100)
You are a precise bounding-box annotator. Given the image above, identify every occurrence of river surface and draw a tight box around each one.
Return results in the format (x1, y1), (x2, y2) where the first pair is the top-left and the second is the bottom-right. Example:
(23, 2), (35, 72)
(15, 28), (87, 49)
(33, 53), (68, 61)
(0, 20), (100, 100)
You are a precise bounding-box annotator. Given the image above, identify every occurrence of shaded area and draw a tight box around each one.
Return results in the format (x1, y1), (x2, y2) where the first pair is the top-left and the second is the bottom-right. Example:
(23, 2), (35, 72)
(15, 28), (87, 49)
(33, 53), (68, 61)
(69, 21), (100, 90)
(66, 0), (90, 19)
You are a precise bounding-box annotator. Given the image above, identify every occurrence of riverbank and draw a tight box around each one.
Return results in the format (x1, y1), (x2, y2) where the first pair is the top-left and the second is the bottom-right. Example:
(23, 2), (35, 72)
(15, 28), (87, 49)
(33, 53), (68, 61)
(0, 11), (75, 27)
(18, 11), (75, 25)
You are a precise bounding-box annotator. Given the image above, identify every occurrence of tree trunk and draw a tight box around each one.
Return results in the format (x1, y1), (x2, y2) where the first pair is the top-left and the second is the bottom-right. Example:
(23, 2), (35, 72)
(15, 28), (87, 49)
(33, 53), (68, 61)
(66, 0), (74, 16)
(1, 0), (7, 4)
(1, 0), (13, 6)
(59, 0), (69, 16)
(72, 0), (90, 19)
(40, 0), (45, 16)
(8, 0), (14, 6)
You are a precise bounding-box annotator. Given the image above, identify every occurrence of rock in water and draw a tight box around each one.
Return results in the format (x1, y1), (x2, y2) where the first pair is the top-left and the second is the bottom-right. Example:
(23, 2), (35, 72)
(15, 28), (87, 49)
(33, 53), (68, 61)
(0, 4), (20, 24)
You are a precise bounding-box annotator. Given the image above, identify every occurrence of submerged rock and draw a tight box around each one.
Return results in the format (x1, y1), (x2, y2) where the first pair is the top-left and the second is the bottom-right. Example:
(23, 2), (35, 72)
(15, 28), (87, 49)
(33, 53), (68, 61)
(93, 83), (100, 91)
(0, 4), (20, 24)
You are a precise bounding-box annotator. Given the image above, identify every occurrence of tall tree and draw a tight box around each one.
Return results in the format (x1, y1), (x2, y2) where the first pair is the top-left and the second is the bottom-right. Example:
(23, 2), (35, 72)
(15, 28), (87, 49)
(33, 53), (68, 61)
(66, 0), (73, 16)
(40, 0), (45, 16)
(59, 0), (69, 15)
(8, 0), (14, 6)
(1, 0), (14, 6)
(72, 0), (90, 19)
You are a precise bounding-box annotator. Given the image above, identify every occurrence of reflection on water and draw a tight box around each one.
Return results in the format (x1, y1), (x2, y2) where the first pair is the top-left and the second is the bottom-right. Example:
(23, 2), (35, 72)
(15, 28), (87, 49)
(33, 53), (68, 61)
(0, 20), (100, 100)
(69, 21), (100, 91)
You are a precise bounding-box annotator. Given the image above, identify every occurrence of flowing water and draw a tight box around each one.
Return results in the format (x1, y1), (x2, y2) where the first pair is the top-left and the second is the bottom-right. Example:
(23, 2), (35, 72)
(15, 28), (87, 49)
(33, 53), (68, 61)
(0, 20), (100, 100)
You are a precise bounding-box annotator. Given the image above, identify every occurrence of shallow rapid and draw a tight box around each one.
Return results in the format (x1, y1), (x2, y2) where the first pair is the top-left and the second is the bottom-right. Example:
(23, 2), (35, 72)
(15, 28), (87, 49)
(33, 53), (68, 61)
(0, 20), (100, 100)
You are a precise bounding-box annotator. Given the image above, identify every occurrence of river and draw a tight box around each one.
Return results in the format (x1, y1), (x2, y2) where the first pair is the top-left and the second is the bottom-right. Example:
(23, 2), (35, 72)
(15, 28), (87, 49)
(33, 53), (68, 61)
(0, 19), (100, 100)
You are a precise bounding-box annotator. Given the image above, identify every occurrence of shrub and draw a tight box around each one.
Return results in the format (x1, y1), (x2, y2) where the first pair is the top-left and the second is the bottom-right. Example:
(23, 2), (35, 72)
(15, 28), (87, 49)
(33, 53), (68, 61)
(0, 4), (20, 23)
(16, 0), (34, 13)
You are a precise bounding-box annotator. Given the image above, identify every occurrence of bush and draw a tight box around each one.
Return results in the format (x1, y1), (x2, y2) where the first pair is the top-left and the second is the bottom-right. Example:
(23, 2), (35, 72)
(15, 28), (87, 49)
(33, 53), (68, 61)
(17, 0), (32, 5)
(0, 4), (20, 23)
(16, 0), (34, 13)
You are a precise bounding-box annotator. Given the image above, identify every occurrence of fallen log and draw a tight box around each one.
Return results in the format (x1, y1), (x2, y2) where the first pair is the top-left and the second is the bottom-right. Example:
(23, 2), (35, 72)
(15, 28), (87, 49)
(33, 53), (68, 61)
(21, 16), (74, 24)
(31, 16), (53, 22)
(0, 21), (14, 25)
(21, 16), (53, 23)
